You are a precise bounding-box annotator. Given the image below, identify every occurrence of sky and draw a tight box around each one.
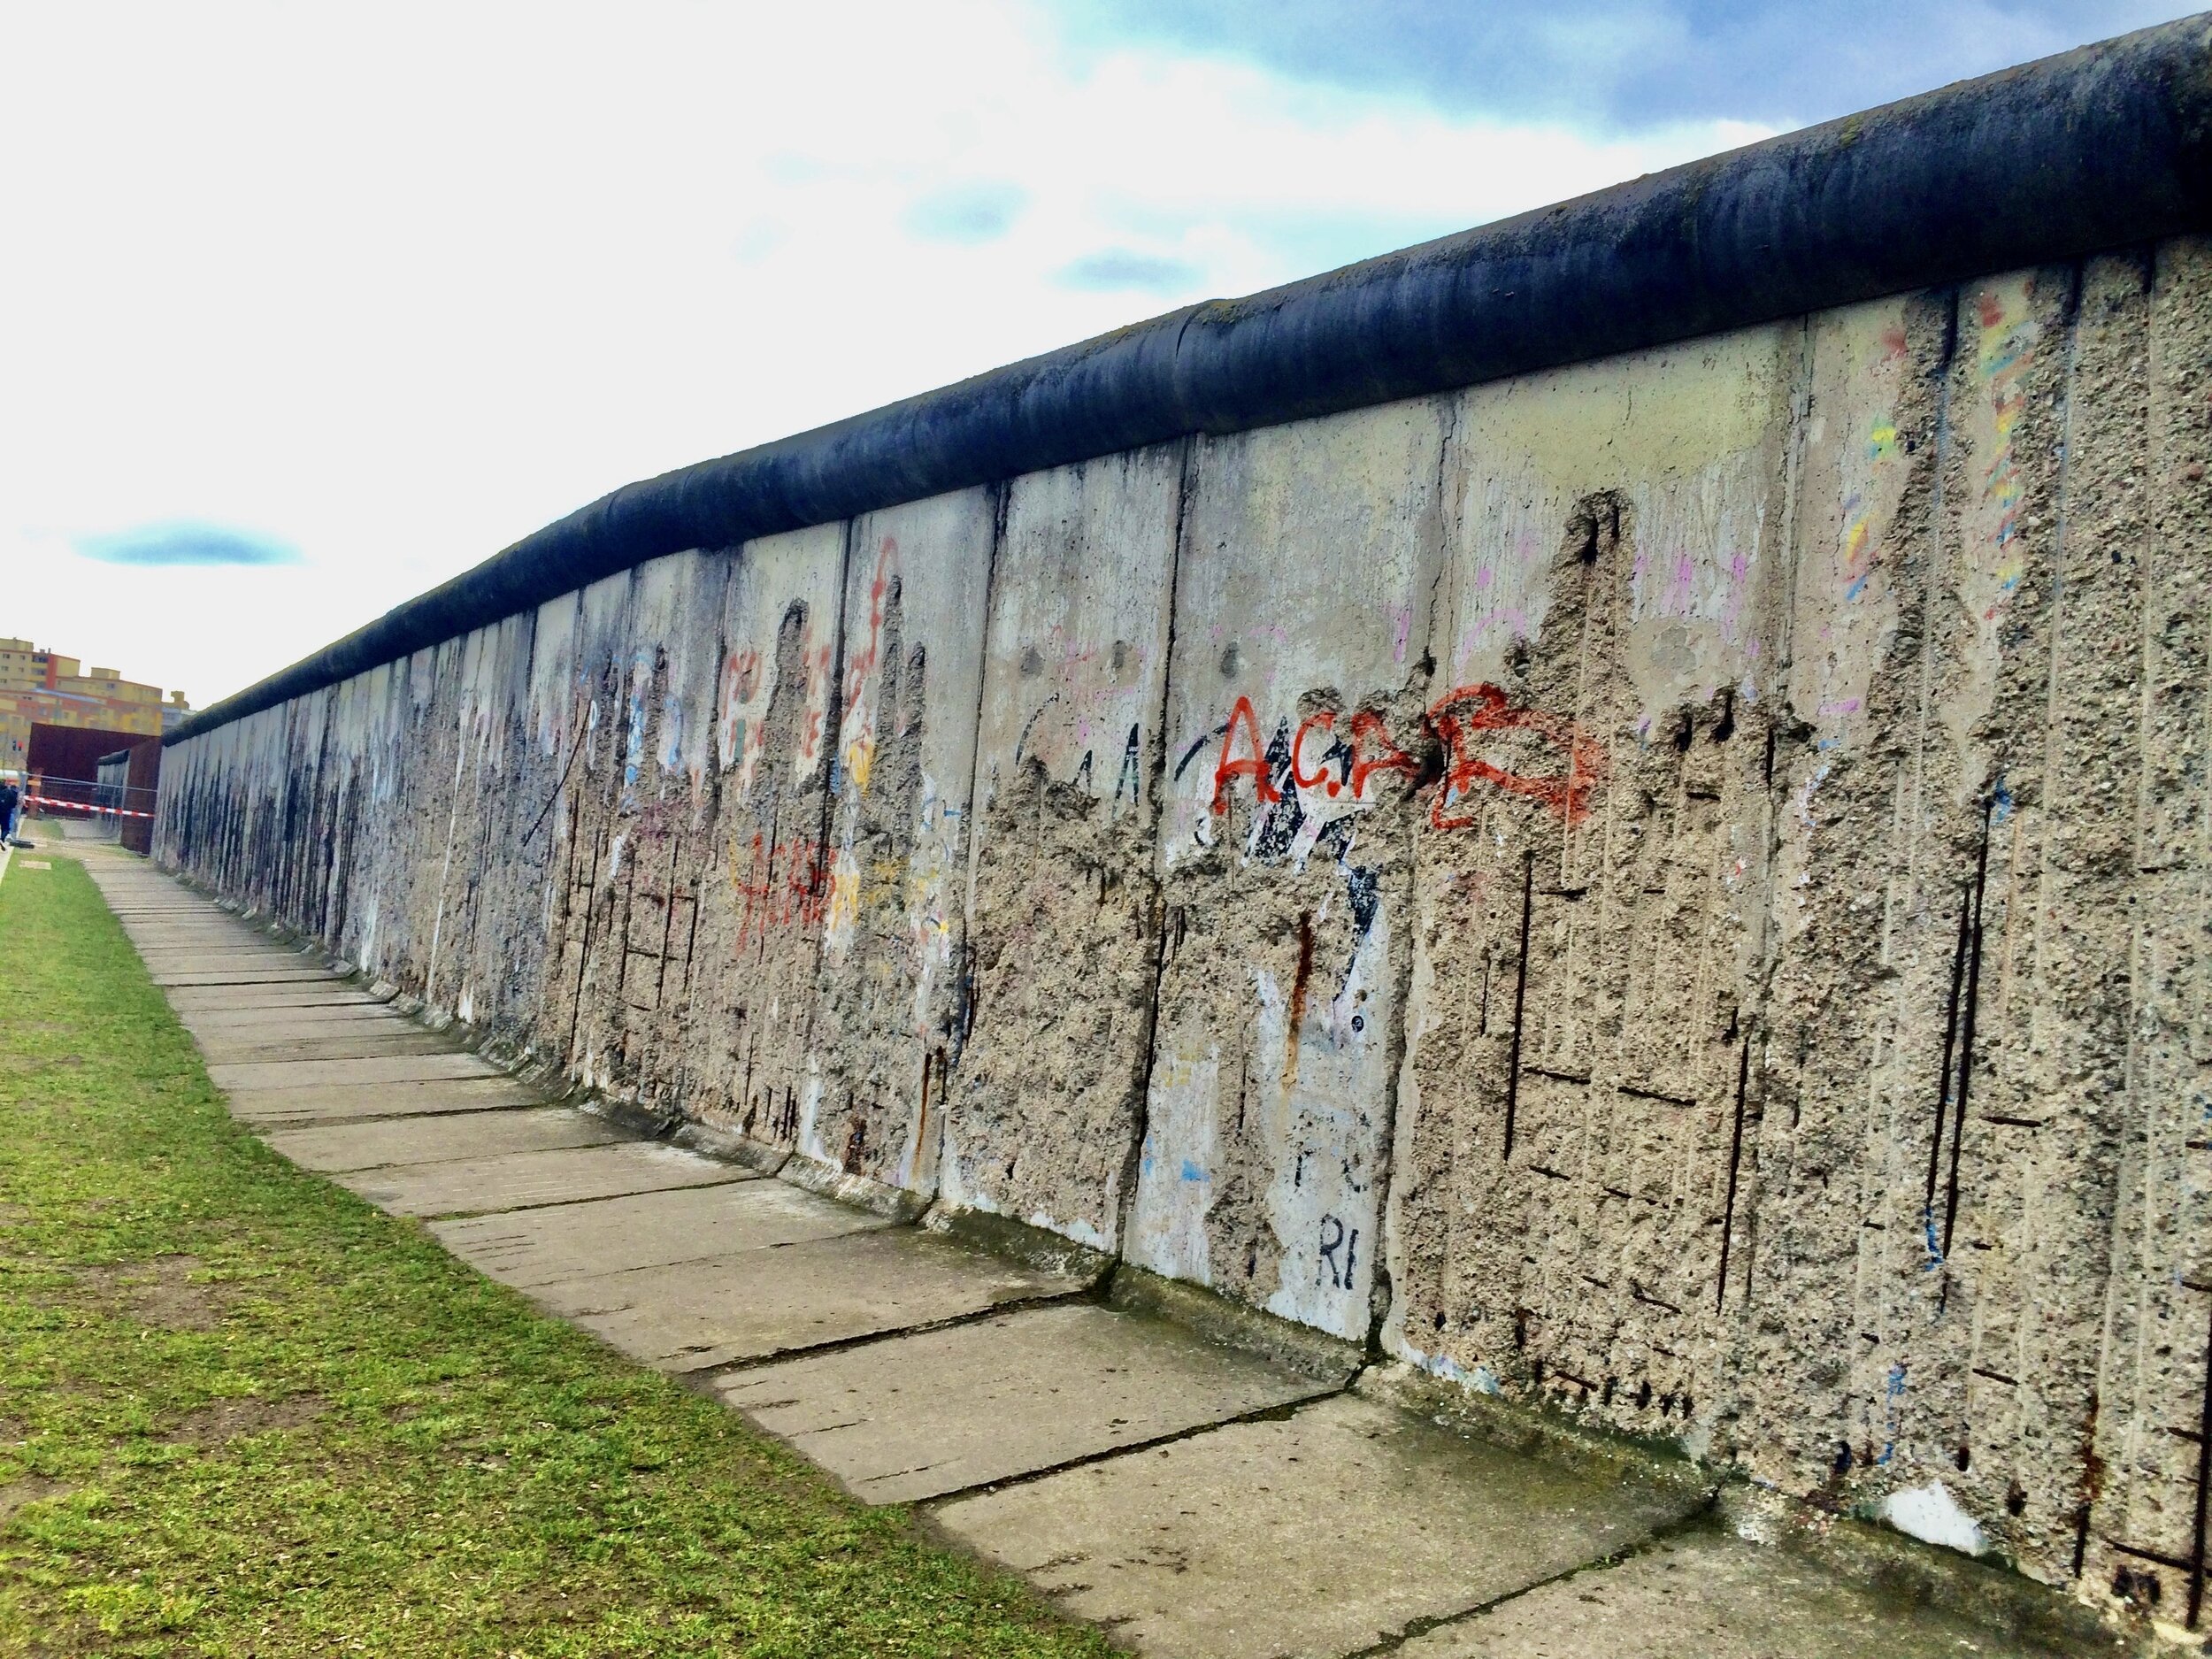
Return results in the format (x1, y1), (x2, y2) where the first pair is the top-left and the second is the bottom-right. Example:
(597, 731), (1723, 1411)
(0, 0), (2189, 710)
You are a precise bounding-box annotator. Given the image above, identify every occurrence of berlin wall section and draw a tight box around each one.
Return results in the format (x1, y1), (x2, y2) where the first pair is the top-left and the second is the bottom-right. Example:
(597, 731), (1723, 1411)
(799, 488), (996, 1202)
(946, 447), (1183, 1251)
(687, 526), (844, 1148)
(1134, 403), (1446, 1341)
(1380, 321), (1796, 1466)
(2080, 241), (2212, 1610)
(153, 236), (2212, 1606)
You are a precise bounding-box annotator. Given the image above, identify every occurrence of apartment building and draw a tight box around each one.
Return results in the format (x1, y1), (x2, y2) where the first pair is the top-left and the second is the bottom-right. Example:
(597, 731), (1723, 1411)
(0, 638), (189, 777)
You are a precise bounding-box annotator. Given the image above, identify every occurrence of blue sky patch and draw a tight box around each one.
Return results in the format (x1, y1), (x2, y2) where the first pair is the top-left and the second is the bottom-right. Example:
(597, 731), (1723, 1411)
(76, 522), (302, 568)
(1056, 248), (1203, 294)
(1051, 0), (2188, 130)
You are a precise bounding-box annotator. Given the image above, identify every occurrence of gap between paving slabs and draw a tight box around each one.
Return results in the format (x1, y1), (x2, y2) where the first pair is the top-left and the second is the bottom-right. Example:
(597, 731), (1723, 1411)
(74, 848), (2136, 1659)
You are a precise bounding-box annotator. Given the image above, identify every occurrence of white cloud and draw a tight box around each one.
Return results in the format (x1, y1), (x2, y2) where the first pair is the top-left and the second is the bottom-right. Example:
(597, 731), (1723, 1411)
(0, 0), (1770, 709)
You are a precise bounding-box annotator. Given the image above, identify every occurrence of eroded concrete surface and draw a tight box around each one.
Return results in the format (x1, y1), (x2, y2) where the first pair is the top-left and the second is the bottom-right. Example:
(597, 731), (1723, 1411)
(147, 237), (2212, 1632)
(73, 849), (2125, 1655)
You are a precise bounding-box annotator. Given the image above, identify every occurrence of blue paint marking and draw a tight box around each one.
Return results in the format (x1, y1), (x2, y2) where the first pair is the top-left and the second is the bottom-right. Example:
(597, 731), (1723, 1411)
(1179, 1159), (1208, 1183)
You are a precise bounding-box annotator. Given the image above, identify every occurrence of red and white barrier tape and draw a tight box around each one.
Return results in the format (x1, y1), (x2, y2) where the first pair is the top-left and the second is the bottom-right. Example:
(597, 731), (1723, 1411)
(23, 794), (156, 820)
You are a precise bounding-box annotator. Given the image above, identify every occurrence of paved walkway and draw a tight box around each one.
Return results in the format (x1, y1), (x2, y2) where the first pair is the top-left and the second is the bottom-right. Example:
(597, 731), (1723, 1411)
(73, 845), (2113, 1658)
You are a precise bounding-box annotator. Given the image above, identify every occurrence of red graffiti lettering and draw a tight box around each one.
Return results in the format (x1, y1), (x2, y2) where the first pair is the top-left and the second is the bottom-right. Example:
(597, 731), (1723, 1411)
(1211, 695), (1281, 814)
(800, 643), (833, 763)
(725, 649), (760, 706)
(1291, 710), (1339, 795)
(844, 539), (897, 711)
(1348, 710), (1420, 799)
(733, 831), (831, 947)
(1425, 683), (1605, 829)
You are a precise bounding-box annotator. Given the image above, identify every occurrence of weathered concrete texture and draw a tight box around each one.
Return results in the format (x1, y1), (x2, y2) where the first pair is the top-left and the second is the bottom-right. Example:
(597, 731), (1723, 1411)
(945, 448), (1182, 1250)
(1732, 257), (2168, 1586)
(1133, 402), (1444, 1341)
(428, 1180), (880, 1290)
(1394, 1531), (2097, 1659)
(803, 490), (996, 1199)
(526, 1227), (1080, 1372)
(1384, 323), (1794, 1455)
(933, 1393), (1701, 1659)
(2078, 237), (2212, 1615)
(543, 555), (732, 1118)
(334, 1141), (747, 1217)
(263, 1107), (625, 1173)
(151, 234), (2212, 1617)
(717, 1301), (1329, 1502)
(685, 526), (844, 1152)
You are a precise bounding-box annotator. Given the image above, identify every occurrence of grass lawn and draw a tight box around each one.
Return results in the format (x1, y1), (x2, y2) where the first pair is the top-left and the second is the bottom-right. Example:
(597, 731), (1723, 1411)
(0, 853), (1116, 1658)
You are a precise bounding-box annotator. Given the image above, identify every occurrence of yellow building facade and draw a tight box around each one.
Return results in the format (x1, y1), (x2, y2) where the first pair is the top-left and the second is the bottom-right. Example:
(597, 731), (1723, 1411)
(0, 638), (189, 777)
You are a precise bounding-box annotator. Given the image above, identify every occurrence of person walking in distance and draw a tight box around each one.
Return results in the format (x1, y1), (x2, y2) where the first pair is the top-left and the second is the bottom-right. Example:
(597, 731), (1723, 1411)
(0, 774), (19, 847)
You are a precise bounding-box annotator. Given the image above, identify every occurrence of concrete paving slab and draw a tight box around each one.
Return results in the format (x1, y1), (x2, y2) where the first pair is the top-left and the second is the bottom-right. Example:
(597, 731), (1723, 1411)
(175, 1004), (413, 1033)
(125, 920), (265, 930)
(1394, 1531), (2077, 1659)
(533, 1227), (1085, 1373)
(206, 1052), (502, 1090)
(131, 939), (287, 956)
(265, 1107), (626, 1172)
(429, 1179), (866, 1289)
(718, 1302), (1335, 1504)
(150, 965), (343, 987)
(190, 1027), (464, 1064)
(124, 928), (273, 945)
(135, 949), (321, 969)
(334, 1141), (749, 1217)
(930, 1393), (1703, 1659)
(128, 942), (311, 956)
(136, 943), (288, 959)
(225, 1077), (554, 1129)
(165, 985), (384, 1011)
(127, 930), (246, 938)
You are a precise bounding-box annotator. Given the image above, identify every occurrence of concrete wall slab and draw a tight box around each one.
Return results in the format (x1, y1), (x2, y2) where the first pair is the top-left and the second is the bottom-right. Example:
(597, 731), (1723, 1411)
(945, 447), (1183, 1248)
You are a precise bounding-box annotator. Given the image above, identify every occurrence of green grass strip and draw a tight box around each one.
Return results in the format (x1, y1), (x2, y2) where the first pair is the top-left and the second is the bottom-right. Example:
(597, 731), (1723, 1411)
(0, 855), (1116, 1658)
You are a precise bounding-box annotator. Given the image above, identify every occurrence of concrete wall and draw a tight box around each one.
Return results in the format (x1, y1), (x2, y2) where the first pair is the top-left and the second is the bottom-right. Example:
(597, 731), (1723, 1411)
(159, 241), (2212, 1601)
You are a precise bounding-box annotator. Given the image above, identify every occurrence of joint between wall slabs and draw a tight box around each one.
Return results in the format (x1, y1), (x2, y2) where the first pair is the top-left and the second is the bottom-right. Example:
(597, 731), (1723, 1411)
(1112, 434), (1196, 1261)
